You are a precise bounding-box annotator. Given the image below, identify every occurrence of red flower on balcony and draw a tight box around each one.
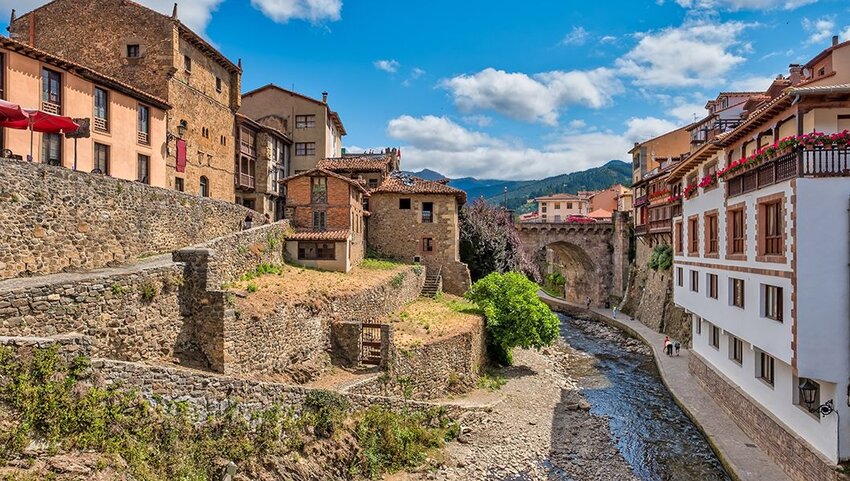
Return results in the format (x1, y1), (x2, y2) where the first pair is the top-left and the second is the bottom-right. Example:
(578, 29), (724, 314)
(649, 188), (671, 200)
(683, 183), (698, 199)
(698, 173), (717, 188)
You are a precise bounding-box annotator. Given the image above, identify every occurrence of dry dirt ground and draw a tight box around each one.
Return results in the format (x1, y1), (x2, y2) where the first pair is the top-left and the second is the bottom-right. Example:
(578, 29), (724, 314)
(384, 295), (482, 348)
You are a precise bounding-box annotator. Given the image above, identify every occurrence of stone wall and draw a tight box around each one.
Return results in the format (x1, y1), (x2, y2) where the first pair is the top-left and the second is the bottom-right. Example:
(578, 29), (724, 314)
(0, 159), (254, 279)
(0, 333), (91, 363)
(690, 353), (842, 481)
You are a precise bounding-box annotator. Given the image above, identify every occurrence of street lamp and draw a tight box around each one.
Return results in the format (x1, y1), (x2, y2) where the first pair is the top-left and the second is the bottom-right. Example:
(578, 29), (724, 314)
(799, 378), (818, 411)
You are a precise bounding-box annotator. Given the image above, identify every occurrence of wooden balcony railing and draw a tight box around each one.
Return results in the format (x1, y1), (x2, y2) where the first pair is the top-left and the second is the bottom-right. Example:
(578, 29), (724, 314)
(634, 194), (649, 207)
(649, 219), (672, 233)
(41, 101), (60, 115)
(240, 140), (257, 157)
(234, 173), (255, 190)
(634, 224), (648, 236)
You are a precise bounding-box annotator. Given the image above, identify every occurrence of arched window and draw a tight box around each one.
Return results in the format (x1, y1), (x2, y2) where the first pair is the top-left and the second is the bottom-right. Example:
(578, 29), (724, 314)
(199, 176), (209, 197)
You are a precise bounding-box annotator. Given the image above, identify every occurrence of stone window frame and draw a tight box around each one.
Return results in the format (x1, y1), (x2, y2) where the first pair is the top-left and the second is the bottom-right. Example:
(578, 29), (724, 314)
(687, 215), (699, 257)
(725, 202), (747, 261)
(755, 192), (787, 264)
(703, 209), (719, 258)
(122, 39), (145, 63)
(674, 220), (683, 255)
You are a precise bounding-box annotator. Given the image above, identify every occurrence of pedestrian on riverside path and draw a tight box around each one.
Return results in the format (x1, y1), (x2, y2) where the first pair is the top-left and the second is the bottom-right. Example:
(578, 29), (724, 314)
(674, 341), (681, 356)
(612, 305), (618, 319)
(664, 336), (673, 356)
(586, 297), (591, 309)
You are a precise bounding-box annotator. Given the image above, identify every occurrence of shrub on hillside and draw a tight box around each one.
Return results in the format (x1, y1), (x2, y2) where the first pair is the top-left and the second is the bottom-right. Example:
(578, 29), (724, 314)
(465, 272), (560, 365)
(648, 244), (673, 271)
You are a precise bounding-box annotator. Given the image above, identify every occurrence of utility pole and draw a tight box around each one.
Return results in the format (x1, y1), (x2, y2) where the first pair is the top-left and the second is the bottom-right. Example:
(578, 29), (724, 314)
(504, 186), (508, 210)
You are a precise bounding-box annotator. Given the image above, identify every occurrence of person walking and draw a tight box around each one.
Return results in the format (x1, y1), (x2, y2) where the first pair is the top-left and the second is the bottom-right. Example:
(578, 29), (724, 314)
(586, 296), (591, 309)
(674, 340), (681, 356)
(612, 305), (618, 319)
(243, 212), (253, 230)
(663, 336), (672, 356)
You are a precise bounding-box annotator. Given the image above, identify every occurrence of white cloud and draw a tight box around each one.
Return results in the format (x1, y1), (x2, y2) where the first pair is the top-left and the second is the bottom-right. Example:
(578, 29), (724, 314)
(802, 17), (836, 45)
(411, 67), (426, 79)
(728, 75), (776, 92)
(373, 59), (400, 73)
(600, 35), (618, 44)
(561, 26), (589, 46)
(623, 117), (680, 143)
(462, 115), (494, 128)
(387, 115), (502, 152)
(249, 0), (342, 23)
(670, 102), (707, 122)
(674, 0), (816, 10)
(615, 20), (749, 87)
(843, 26), (850, 42)
(440, 67), (622, 125)
(568, 119), (587, 130)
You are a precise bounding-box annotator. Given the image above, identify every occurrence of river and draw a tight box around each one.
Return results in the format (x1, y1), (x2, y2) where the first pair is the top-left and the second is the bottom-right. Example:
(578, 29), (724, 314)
(557, 313), (731, 481)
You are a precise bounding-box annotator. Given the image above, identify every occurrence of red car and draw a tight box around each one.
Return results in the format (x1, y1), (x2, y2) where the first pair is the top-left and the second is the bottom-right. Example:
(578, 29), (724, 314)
(567, 215), (597, 224)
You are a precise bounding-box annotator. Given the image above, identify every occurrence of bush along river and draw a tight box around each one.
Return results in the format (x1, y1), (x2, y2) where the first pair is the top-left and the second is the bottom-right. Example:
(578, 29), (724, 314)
(558, 312), (731, 481)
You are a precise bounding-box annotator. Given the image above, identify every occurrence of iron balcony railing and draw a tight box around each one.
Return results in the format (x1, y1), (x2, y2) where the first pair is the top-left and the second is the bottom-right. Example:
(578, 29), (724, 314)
(727, 146), (850, 198)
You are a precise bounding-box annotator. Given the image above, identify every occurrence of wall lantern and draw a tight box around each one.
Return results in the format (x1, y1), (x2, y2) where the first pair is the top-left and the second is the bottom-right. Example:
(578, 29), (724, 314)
(177, 119), (188, 138)
(799, 378), (818, 411)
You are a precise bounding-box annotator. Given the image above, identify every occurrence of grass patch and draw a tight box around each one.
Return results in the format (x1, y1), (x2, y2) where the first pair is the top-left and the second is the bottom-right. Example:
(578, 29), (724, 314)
(246, 282), (258, 293)
(477, 371), (507, 392)
(540, 284), (562, 299)
(361, 258), (403, 270)
(240, 263), (284, 282)
(139, 281), (159, 302)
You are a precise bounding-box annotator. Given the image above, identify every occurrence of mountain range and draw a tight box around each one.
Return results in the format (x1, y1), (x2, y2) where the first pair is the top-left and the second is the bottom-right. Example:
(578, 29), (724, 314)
(407, 160), (632, 213)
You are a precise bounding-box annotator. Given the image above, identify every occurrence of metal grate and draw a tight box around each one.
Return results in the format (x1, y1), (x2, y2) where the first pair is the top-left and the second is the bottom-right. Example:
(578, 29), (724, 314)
(137, 131), (149, 145)
(360, 323), (384, 365)
(93, 117), (108, 132)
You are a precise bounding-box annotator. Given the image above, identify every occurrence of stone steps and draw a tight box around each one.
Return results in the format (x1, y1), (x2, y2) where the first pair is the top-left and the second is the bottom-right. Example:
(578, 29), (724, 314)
(421, 274), (442, 298)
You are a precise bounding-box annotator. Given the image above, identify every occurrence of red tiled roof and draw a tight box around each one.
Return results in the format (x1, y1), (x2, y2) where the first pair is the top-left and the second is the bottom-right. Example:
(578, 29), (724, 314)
(279, 168), (369, 194)
(287, 229), (350, 241)
(317, 155), (392, 173)
(535, 193), (585, 201)
(372, 173), (466, 203)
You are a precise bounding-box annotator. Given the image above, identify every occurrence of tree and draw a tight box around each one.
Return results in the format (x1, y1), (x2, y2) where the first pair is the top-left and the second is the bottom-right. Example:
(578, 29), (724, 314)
(459, 199), (540, 282)
(466, 272), (560, 366)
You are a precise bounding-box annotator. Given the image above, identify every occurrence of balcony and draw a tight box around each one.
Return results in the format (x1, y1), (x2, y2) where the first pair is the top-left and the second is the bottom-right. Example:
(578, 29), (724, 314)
(634, 194), (648, 207)
(93, 116), (108, 132)
(137, 131), (149, 145)
(634, 224), (648, 236)
(726, 146), (850, 198)
(649, 219), (672, 234)
(41, 101), (60, 115)
(240, 140), (256, 157)
(234, 172), (255, 190)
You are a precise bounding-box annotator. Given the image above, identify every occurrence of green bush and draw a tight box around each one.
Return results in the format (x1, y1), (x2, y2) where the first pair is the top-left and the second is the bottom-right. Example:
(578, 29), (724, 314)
(390, 273), (405, 288)
(303, 390), (349, 439)
(139, 282), (158, 301)
(648, 244), (673, 271)
(465, 272), (560, 365)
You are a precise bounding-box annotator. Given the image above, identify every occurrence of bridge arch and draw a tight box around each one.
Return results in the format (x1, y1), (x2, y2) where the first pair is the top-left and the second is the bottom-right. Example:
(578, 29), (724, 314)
(546, 241), (601, 305)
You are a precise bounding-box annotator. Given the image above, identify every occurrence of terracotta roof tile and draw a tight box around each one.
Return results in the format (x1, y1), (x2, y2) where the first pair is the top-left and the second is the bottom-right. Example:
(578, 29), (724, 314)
(372, 173), (466, 203)
(279, 168), (369, 194)
(316, 155), (392, 173)
(287, 229), (350, 241)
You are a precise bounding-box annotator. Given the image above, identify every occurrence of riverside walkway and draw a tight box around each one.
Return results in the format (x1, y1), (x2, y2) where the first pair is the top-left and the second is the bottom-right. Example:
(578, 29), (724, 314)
(539, 291), (791, 481)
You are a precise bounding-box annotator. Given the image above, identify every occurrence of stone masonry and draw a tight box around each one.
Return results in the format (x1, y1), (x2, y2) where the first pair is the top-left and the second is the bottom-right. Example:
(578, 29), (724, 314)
(0, 159), (255, 279)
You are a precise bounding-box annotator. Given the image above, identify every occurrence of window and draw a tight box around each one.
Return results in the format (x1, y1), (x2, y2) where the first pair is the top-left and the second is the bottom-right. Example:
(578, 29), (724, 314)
(690, 270), (699, 292)
(764, 285), (783, 321)
(216, 77), (222, 92)
(399, 198), (411, 210)
(706, 214), (718, 254)
(298, 242), (335, 260)
(422, 202), (433, 223)
(688, 217), (699, 255)
(542, 204), (548, 213)
(183, 55), (192, 72)
(127, 44), (140, 58)
(677, 267), (683, 287)
(675, 222), (683, 254)
(174, 177), (184, 192)
(137, 105), (150, 145)
(422, 237), (434, 252)
(368, 178), (379, 189)
(295, 142), (316, 156)
(709, 324), (720, 349)
(41, 68), (61, 111)
(93, 143), (109, 175)
(199, 176), (209, 197)
(729, 336), (743, 365)
(731, 278), (745, 308)
(312, 210), (326, 230)
(137, 154), (150, 184)
(41, 133), (62, 166)
(707, 273), (718, 299)
(694, 315), (701, 335)
(566, 202), (573, 209)
(730, 209), (745, 254)
(554, 202), (561, 209)
(295, 115), (316, 128)
(763, 201), (783, 256)
(93, 87), (109, 132)
(311, 176), (327, 203)
(758, 351), (775, 386)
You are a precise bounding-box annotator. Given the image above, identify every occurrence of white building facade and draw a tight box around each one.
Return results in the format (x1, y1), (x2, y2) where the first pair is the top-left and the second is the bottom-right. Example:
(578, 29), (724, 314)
(671, 38), (850, 481)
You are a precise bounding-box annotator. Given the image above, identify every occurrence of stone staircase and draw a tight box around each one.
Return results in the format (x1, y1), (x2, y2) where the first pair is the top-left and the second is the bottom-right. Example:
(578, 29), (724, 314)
(421, 267), (442, 298)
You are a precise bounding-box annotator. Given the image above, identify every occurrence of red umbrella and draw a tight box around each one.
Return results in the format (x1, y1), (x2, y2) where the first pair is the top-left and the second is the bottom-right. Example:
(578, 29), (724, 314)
(0, 109), (79, 161)
(0, 99), (28, 123)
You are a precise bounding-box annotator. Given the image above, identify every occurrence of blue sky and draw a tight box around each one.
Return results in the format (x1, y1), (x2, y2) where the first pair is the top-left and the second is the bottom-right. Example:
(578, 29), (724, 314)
(3, 0), (850, 179)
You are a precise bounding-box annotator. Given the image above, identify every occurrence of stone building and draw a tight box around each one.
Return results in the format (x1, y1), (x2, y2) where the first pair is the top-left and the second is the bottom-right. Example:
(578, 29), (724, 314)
(9, 0), (242, 201)
(234, 114), (291, 220)
(316, 149), (400, 191)
(240, 85), (345, 174)
(281, 168), (367, 272)
(0, 35), (169, 186)
(367, 173), (471, 295)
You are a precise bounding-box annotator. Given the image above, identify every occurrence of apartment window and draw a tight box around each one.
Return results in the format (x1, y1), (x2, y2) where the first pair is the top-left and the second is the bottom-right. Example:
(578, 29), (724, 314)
(677, 267), (683, 287)
(690, 270), (699, 292)
(93, 87), (109, 132)
(688, 217), (699, 255)
(183, 55), (192, 72)
(295, 142), (316, 156)
(693, 315), (701, 335)
(706, 214), (718, 255)
(709, 324), (720, 349)
(763, 201), (783, 256)
(216, 77), (222, 92)
(93, 143), (109, 175)
(729, 336), (743, 365)
(41, 68), (61, 111)
(555, 202), (561, 209)
(731, 278), (745, 308)
(730, 209), (745, 254)
(174, 177), (184, 192)
(707, 273), (718, 299)
(298, 242), (335, 260)
(566, 202), (573, 209)
(137, 105), (150, 145)
(422, 237), (434, 252)
(764, 285), (783, 322)
(137, 154), (150, 184)
(399, 198), (411, 210)
(422, 202), (434, 223)
(758, 351), (775, 386)
(295, 115), (316, 129)
(312, 210), (326, 230)
(311, 176), (327, 204)
(199, 176), (209, 197)
(126, 44), (140, 58)
(542, 204), (548, 213)
(674, 222), (683, 255)
(40, 133), (62, 166)
(368, 178), (379, 189)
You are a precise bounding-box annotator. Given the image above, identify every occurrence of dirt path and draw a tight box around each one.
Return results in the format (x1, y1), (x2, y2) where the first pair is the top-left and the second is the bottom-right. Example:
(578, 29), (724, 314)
(401, 342), (638, 481)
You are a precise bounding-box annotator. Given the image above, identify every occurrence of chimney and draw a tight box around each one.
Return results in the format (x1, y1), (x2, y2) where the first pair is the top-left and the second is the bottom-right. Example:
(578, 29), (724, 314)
(789, 64), (803, 86)
(172, 3), (178, 19)
(322, 91), (328, 104)
(833, 35), (839, 47)
(8, 9), (15, 27)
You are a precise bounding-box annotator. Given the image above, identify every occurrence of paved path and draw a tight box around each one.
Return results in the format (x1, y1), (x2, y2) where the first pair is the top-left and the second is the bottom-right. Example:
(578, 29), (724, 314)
(539, 291), (791, 481)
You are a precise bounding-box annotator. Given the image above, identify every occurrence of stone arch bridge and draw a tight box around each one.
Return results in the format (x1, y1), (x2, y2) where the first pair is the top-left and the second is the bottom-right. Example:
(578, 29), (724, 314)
(517, 213), (630, 306)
